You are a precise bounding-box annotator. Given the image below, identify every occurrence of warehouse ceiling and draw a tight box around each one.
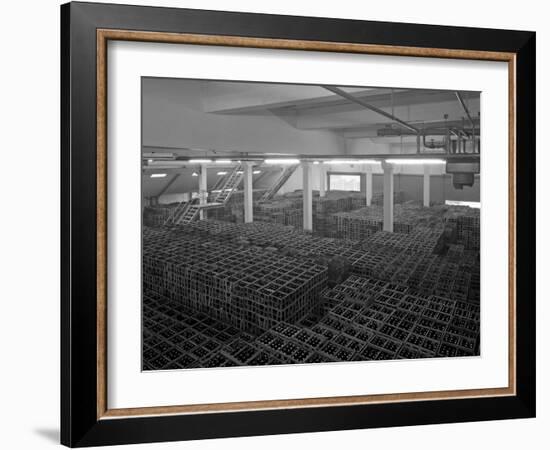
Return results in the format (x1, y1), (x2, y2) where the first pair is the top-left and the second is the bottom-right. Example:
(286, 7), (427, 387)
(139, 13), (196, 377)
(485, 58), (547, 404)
(143, 78), (480, 144)
(142, 78), (480, 157)
(197, 80), (480, 139)
(141, 78), (480, 198)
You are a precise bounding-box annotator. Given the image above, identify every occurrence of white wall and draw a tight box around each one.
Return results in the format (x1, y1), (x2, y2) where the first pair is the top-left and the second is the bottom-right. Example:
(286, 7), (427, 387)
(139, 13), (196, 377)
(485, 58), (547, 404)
(346, 137), (392, 154)
(143, 78), (346, 155)
(258, 162), (479, 203)
(277, 165), (331, 194)
(2, 1), (547, 450)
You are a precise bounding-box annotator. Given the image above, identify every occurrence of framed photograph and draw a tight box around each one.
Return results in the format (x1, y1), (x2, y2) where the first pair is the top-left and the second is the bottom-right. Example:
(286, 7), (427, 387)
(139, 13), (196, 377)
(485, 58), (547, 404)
(61, 1), (536, 447)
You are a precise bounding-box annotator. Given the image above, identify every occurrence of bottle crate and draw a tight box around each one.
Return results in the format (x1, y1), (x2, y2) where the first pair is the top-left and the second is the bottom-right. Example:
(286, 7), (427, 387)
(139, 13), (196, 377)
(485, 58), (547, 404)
(306, 352), (336, 364)
(247, 351), (282, 366)
(396, 344), (434, 359)
(369, 333), (402, 354)
(143, 204), (179, 227)
(330, 332), (366, 353)
(318, 341), (355, 361)
(202, 353), (231, 368)
(355, 344), (396, 360)
(310, 323), (338, 341)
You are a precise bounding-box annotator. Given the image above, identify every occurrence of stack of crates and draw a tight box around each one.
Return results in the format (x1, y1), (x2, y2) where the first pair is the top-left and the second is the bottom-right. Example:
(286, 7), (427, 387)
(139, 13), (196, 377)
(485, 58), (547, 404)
(254, 198), (303, 227)
(370, 190), (405, 206)
(143, 272), (480, 369)
(143, 204), (178, 227)
(143, 226), (328, 335)
(142, 291), (244, 370)
(142, 199), (480, 369)
(457, 213), (480, 250)
(330, 210), (382, 240)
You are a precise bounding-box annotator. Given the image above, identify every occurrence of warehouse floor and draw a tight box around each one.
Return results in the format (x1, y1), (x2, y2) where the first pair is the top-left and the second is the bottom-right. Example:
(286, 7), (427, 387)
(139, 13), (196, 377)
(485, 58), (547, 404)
(142, 196), (480, 370)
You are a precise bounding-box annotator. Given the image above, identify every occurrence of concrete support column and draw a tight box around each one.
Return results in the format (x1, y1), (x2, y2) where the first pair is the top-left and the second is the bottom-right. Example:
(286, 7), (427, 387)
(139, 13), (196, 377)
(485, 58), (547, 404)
(365, 164), (373, 206)
(423, 165), (431, 207)
(382, 161), (394, 232)
(302, 162), (313, 232)
(243, 162), (254, 223)
(199, 164), (208, 219)
(319, 165), (326, 197)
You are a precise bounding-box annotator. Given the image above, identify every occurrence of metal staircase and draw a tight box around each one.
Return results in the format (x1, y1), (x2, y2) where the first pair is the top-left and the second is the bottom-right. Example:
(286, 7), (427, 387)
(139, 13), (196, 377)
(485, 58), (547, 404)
(210, 164), (243, 204)
(164, 198), (199, 225)
(177, 204), (201, 224)
(210, 169), (229, 193)
(163, 163), (254, 226)
(259, 164), (299, 201)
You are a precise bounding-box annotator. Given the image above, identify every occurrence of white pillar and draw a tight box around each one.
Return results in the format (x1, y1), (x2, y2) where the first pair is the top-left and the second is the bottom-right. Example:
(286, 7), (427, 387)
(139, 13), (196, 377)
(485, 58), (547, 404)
(423, 165), (431, 207)
(382, 161), (394, 232)
(365, 164), (373, 206)
(243, 162), (253, 223)
(319, 165), (326, 197)
(302, 162), (313, 231)
(199, 164), (207, 219)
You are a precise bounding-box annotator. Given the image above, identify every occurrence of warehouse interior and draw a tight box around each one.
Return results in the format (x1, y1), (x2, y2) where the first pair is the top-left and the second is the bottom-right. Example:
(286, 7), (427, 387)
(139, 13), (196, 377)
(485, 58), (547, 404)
(142, 78), (481, 370)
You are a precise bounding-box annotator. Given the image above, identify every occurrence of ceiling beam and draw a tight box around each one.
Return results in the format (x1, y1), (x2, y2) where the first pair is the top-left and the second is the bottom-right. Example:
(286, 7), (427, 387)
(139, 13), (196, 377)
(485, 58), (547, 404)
(145, 153), (479, 162)
(155, 173), (181, 197)
(323, 86), (420, 134)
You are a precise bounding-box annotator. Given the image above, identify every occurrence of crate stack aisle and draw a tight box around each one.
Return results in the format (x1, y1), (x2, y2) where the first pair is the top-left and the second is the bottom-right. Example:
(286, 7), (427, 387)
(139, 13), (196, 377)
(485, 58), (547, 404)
(142, 198), (481, 369)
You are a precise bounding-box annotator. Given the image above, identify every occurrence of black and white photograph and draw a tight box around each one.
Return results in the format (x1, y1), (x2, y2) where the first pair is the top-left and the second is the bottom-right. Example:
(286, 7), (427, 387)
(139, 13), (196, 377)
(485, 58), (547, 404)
(0, 0), (541, 446)
(141, 79), (481, 371)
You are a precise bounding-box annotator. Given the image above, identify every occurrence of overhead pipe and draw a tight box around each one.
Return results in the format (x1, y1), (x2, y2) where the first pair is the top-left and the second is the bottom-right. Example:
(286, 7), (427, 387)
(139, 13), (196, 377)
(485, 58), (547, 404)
(455, 91), (475, 129)
(323, 86), (422, 153)
(147, 153), (479, 164)
(455, 91), (477, 153)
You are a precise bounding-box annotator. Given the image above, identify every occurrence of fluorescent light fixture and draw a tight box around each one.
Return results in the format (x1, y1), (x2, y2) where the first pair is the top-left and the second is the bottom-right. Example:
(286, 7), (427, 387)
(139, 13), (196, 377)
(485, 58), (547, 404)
(147, 160), (186, 167)
(264, 158), (300, 164)
(147, 159), (153, 163)
(211, 189), (222, 193)
(313, 161), (320, 165)
(214, 160), (232, 164)
(445, 200), (480, 209)
(217, 171), (228, 176)
(253, 170), (261, 174)
(237, 171), (243, 174)
(324, 160), (379, 165)
(143, 152), (174, 159)
(385, 159), (446, 165)
(150, 173), (167, 178)
(188, 159), (212, 163)
(191, 172), (198, 177)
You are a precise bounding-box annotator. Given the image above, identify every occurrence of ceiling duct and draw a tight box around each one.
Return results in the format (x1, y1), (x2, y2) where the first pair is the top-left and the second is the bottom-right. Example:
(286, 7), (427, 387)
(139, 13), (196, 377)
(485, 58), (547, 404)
(451, 173), (474, 189)
(446, 159), (480, 190)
